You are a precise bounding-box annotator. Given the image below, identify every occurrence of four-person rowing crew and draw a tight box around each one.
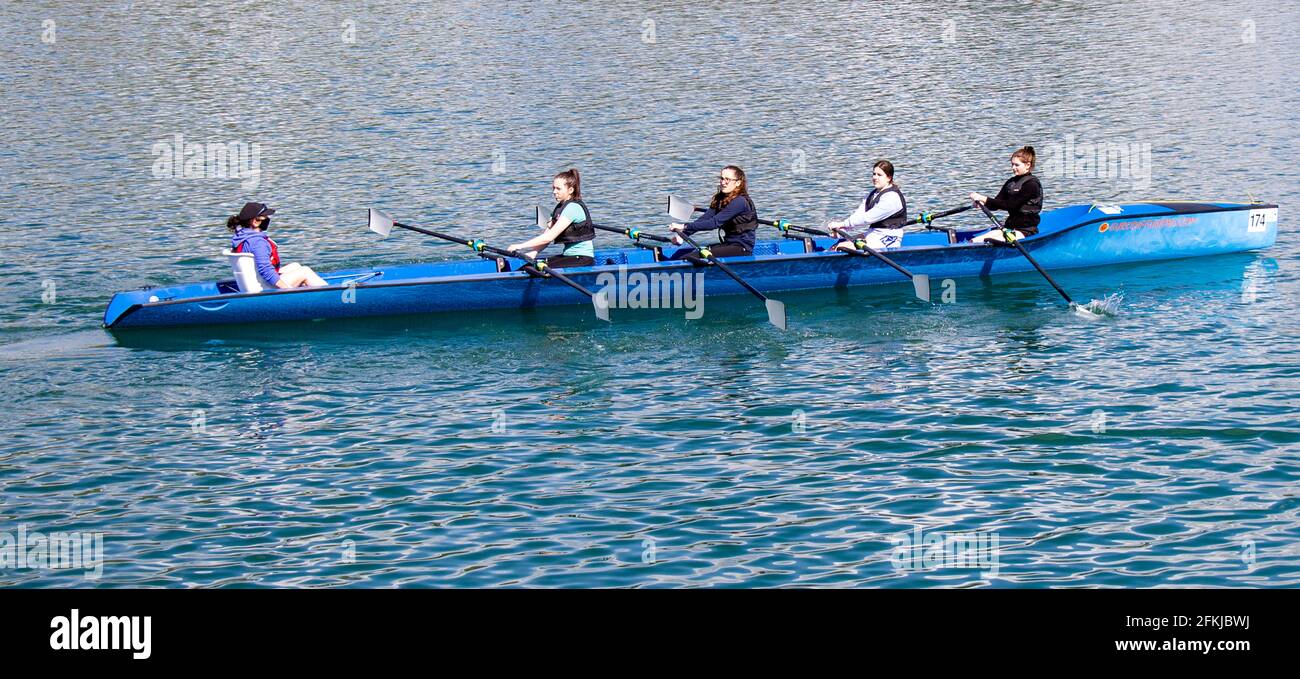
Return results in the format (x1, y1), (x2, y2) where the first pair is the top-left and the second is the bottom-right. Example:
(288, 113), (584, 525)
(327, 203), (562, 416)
(224, 145), (1043, 292)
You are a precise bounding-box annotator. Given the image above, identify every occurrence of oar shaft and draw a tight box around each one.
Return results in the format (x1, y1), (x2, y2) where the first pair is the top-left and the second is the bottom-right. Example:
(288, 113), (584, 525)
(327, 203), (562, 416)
(676, 231), (768, 299)
(976, 203), (1075, 305)
(1011, 242), (1074, 304)
(532, 265), (595, 294)
(590, 223), (673, 243)
(688, 205), (828, 236)
(397, 220), (597, 294)
(667, 197), (788, 329)
(391, 221), (473, 247)
(762, 219), (826, 235)
(913, 204), (972, 225)
(848, 244), (912, 279)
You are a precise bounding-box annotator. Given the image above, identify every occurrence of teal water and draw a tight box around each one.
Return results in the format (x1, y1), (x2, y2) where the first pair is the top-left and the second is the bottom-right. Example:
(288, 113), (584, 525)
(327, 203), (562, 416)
(1, 1), (1298, 587)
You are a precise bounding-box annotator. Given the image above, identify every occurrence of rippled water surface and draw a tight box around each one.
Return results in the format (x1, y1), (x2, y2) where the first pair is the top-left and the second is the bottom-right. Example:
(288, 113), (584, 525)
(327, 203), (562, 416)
(1, 1), (1298, 587)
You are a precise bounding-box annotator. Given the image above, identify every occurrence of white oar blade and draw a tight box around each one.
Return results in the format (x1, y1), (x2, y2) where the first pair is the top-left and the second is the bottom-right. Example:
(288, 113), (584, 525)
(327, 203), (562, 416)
(913, 274), (931, 302)
(1070, 302), (1106, 321)
(667, 195), (696, 222)
(536, 205), (548, 230)
(593, 290), (611, 322)
(765, 299), (787, 330)
(368, 208), (394, 238)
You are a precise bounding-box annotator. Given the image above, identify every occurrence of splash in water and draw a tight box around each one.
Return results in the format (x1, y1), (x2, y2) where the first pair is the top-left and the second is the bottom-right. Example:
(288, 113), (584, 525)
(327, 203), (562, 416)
(1072, 290), (1124, 319)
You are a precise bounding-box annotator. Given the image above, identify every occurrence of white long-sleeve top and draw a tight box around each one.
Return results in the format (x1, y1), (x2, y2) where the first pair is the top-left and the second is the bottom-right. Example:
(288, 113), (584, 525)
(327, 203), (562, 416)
(844, 189), (904, 230)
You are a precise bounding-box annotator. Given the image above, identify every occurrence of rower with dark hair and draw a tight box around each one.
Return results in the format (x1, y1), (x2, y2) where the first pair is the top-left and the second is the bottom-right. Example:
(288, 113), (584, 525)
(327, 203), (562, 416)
(227, 202), (326, 288)
(667, 165), (758, 259)
(507, 168), (595, 269)
(827, 159), (907, 252)
(969, 146), (1043, 244)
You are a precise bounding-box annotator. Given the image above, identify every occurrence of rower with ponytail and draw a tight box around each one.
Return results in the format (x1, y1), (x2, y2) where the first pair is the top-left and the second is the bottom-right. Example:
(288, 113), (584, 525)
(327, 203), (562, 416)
(969, 145), (1043, 244)
(227, 202), (327, 289)
(507, 168), (597, 269)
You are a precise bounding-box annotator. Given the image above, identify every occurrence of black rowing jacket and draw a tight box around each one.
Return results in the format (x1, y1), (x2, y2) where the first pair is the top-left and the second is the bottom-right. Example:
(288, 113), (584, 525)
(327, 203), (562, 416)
(984, 173), (1043, 235)
(682, 194), (758, 250)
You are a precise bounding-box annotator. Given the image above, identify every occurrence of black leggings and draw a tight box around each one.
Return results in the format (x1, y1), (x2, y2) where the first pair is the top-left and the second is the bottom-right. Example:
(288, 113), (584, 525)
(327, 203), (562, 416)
(543, 255), (595, 269)
(669, 243), (752, 260)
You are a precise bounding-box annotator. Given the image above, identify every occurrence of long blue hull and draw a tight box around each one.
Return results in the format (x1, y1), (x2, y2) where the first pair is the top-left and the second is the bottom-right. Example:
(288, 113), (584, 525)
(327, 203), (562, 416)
(104, 201), (1279, 329)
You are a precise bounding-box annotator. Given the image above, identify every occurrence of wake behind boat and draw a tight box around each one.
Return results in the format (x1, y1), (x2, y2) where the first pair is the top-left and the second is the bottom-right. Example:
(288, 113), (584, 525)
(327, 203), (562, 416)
(103, 200), (1278, 329)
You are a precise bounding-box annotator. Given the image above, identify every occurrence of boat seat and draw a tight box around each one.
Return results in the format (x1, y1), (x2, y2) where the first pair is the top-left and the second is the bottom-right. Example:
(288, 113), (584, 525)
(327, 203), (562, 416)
(223, 249), (263, 293)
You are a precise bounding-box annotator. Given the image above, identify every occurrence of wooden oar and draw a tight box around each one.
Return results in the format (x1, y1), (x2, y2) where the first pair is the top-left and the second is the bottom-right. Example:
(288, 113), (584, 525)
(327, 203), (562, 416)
(974, 202), (1102, 319)
(368, 208), (610, 321)
(667, 196), (787, 330)
(690, 205), (931, 301)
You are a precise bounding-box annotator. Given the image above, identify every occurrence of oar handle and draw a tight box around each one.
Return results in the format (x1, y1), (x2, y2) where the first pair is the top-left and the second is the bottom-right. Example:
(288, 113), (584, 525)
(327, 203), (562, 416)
(974, 201), (1016, 238)
(668, 213), (722, 255)
(673, 229), (707, 254)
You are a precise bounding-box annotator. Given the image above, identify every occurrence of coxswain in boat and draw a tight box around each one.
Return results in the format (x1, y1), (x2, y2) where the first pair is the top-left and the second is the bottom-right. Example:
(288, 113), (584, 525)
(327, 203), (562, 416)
(228, 202), (327, 288)
(668, 165), (758, 259)
(506, 168), (596, 268)
(826, 160), (907, 252)
(969, 146), (1043, 244)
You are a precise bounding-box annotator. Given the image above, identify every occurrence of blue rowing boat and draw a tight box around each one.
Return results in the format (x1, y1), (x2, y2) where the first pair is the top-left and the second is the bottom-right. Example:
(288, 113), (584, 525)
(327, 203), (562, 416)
(103, 201), (1278, 329)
